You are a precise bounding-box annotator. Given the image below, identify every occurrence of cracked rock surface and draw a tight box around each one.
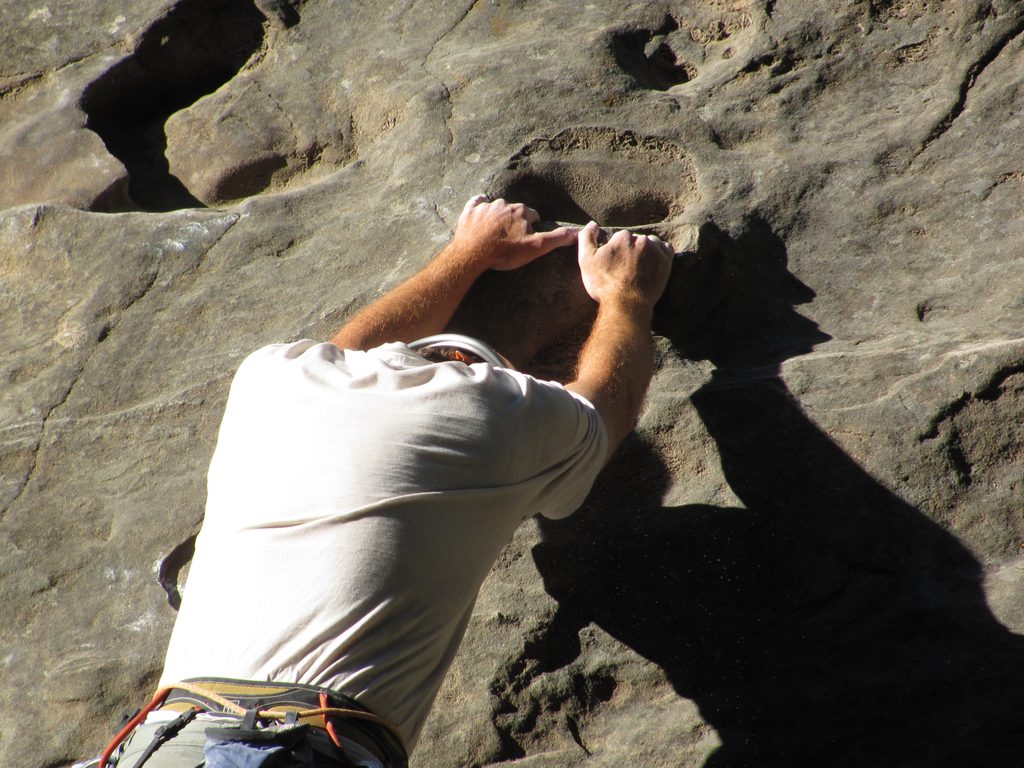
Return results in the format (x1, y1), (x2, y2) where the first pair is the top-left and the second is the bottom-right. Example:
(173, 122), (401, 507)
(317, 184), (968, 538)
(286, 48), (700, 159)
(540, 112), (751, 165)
(2, 1), (1024, 766)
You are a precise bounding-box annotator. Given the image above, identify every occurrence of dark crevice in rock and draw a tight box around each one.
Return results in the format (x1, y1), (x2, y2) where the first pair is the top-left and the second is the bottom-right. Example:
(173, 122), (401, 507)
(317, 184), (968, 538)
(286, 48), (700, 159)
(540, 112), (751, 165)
(612, 15), (694, 91)
(919, 361), (1024, 440)
(975, 363), (1024, 400)
(422, 0), (482, 63)
(116, 266), (162, 323)
(743, 51), (797, 77)
(918, 392), (970, 442)
(492, 613), (582, 702)
(943, 428), (974, 488)
(565, 714), (590, 755)
(0, 71), (45, 101)
(492, 729), (526, 761)
(981, 170), (1024, 200)
(487, 610), (622, 755)
(81, 0), (268, 212)
(442, 0), (484, 42)
(158, 532), (198, 610)
(917, 17), (1024, 158)
(867, 0), (897, 23)
(0, 432), (43, 522)
(254, 0), (302, 28)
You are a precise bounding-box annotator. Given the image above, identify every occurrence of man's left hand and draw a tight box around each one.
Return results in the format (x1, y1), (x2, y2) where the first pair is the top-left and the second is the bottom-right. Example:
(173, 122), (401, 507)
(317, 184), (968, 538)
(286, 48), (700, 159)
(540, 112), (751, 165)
(455, 195), (578, 271)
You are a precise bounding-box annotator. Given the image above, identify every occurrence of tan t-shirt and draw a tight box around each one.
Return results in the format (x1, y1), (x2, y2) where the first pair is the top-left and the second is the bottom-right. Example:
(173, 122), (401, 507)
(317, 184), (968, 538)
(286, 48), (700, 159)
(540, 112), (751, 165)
(158, 340), (607, 751)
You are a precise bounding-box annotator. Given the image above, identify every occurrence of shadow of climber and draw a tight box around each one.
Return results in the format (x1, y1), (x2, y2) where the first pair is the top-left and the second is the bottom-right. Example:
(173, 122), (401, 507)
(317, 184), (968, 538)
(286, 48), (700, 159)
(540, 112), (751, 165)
(532, 219), (1024, 767)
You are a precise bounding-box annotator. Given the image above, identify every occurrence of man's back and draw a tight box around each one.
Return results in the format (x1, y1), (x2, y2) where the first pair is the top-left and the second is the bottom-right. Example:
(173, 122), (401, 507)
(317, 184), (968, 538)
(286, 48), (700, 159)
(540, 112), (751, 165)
(159, 339), (606, 748)
(91, 196), (671, 768)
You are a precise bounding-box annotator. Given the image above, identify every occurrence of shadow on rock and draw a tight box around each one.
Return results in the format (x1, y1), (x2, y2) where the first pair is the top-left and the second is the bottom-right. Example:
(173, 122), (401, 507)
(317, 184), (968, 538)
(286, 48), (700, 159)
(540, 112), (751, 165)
(532, 220), (1024, 766)
(448, 238), (595, 382)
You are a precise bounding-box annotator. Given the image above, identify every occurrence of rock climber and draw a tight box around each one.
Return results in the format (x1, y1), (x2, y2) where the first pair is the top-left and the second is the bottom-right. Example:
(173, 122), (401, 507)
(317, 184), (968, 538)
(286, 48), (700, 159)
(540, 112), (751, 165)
(92, 195), (673, 768)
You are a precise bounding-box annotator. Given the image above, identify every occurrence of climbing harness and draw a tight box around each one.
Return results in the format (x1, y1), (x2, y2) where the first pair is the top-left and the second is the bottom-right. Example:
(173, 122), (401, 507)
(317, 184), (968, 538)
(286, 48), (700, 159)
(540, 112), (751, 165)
(96, 678), (406, 768)
(119, 706), (199, 768)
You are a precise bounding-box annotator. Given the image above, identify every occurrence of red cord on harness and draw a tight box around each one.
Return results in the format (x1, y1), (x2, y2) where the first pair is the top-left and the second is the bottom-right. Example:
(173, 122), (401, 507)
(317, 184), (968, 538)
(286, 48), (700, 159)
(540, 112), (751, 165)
(320, 691), (344, 750)
(98, 687), (173, 768)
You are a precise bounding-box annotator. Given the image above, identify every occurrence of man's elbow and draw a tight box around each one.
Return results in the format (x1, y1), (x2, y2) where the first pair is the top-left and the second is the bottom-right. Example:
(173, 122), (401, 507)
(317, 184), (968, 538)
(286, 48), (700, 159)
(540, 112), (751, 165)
(330, 327), (373, 351)
(601, 410), (641, 465)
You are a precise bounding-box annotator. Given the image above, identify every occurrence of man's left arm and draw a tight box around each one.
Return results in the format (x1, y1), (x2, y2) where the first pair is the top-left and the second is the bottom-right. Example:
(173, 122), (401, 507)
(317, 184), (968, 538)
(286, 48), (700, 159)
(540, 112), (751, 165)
(330, 195), (576, 351)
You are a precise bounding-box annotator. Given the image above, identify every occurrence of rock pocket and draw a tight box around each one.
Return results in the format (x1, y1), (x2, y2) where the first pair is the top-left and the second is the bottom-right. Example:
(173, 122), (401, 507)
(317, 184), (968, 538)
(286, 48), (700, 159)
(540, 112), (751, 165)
(612, 14), (696, 91)
(81, 0), (268, 212)
(488, 127), (698, 229)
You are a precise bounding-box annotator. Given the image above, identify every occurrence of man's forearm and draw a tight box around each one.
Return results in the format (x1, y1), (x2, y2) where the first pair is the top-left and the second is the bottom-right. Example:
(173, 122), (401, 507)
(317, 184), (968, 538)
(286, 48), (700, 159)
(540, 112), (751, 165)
(330, 242), (486, 351)
(567, 298), (655, 461)
(330, 196), (576, 351)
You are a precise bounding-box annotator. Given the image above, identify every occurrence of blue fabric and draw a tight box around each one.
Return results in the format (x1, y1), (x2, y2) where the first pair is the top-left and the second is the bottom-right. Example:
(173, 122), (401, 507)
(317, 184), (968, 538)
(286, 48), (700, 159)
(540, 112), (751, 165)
(203, 738), (288, 768)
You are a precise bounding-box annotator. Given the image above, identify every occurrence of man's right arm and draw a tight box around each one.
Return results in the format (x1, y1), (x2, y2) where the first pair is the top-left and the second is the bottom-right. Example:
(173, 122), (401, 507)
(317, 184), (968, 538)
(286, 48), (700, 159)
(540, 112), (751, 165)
(330, 196), (576, 352)
(566, 223), (673, 462)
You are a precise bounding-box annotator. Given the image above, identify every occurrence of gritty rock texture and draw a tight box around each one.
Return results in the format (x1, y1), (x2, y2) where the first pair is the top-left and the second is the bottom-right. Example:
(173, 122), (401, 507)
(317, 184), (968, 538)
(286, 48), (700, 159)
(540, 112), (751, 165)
(2, 0), (1024, 766)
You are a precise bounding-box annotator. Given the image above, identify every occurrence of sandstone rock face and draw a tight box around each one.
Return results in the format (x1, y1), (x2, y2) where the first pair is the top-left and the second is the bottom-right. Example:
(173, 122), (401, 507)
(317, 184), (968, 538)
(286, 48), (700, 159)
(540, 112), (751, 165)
(2, 1), (1024, 766)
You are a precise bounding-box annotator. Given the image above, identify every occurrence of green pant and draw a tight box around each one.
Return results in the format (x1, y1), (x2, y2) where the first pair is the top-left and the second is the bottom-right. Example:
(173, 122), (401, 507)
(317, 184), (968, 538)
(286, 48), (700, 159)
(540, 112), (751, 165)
(112, 715), (373, 767)
(116, 717), (214, 768)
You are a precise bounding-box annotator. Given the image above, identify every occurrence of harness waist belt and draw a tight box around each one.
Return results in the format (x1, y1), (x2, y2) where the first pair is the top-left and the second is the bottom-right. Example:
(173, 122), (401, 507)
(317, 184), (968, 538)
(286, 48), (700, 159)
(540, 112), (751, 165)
(162, 678), (363, 721)
(97, 678), (407, 768)
(161, 678), (407, 762)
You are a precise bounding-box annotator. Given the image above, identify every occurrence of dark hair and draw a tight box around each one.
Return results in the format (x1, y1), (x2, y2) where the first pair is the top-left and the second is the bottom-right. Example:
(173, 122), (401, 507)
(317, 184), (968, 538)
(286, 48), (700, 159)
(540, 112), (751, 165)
(417, 345), (485, 365)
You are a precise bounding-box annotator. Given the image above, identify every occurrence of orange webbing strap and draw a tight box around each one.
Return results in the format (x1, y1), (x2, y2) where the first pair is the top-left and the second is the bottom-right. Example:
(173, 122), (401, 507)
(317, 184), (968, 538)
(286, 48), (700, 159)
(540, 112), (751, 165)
(98, 681), (405, 767)
(321, 691), (343, 748)
(98, 687), (174, 768)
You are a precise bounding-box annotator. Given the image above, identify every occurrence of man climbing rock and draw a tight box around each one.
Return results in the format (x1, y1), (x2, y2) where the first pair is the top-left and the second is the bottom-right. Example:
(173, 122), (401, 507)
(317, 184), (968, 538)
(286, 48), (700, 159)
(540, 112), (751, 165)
(98, 195), (673, 768)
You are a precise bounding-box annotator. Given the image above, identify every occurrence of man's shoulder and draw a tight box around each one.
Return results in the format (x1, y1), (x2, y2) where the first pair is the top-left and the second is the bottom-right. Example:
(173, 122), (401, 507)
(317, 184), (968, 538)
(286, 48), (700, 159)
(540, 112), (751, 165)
(231, 340), (447, 398)
(238, 340), (419, 371)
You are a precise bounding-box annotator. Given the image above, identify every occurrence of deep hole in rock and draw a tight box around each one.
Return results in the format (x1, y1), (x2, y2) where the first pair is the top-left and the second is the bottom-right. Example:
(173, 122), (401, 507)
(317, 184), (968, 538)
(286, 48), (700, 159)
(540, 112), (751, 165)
(611, 16), (691, 91)
(497, 169), (673, 227)
(500, 172), (591, 224)
(81, 0), (267, 212)
(490, 128), (694, 229)
(645, 42), (693, 84)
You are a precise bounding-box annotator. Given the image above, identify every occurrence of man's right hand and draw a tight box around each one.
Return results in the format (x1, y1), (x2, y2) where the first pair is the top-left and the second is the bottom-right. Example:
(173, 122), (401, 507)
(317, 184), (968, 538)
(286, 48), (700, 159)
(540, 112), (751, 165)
(567, 222), (674, 462)
(577, 221), (673, 313)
